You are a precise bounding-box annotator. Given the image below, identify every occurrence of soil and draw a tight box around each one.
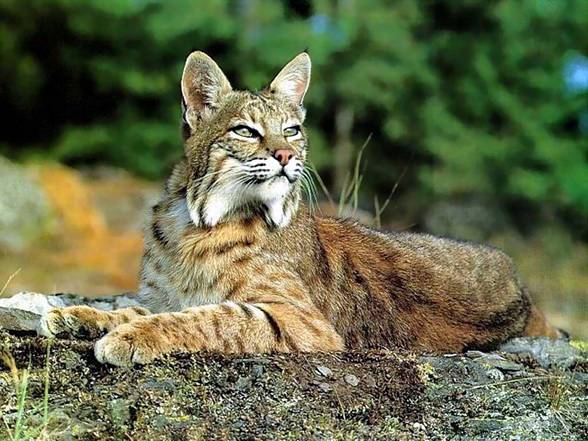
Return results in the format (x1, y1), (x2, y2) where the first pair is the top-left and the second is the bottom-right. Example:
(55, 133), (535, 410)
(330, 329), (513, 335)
(1, 330), (586, 440)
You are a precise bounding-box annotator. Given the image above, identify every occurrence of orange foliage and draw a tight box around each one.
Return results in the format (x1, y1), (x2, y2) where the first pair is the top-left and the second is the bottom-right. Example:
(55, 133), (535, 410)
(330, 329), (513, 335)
(34, 165), (144, 292)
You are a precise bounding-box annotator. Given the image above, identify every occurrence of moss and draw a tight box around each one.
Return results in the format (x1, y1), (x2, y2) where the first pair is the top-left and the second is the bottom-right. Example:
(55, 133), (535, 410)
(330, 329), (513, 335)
(570, 340), (588, 353)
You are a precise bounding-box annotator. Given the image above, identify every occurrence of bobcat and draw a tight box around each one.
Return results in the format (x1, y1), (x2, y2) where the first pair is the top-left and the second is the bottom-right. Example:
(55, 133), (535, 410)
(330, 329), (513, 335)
(38, 51), (560, 366)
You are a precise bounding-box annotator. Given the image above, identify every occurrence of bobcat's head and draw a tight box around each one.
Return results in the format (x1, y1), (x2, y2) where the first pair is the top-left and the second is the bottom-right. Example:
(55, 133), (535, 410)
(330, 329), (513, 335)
(181, 51), (311, 229)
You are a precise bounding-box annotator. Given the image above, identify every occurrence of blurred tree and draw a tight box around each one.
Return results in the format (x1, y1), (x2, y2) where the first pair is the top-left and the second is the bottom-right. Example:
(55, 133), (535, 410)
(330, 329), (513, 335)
(0, 0), (586, 237)
(420, 0), (588, 234)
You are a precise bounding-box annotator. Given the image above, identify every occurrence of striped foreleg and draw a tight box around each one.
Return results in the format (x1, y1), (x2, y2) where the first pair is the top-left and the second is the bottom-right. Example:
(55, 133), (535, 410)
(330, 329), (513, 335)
(93, 297), (343, 366)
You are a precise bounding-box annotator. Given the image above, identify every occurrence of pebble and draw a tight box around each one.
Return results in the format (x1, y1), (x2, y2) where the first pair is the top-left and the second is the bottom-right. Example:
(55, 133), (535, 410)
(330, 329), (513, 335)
(465, 350), (487, 359)
(486, 368), (505, 381)
(318, 382), (332, 392)
(251, 364), (265, 378)
(344, 374), (360, 386)
(316, 365), (333, 378)
(473, 353), (523, 372)
(235, 376), (252, 391)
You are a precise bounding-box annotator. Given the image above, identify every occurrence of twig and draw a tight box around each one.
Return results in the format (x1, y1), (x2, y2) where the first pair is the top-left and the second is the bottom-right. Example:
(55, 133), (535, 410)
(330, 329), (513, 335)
(308, 163), (334, 206)
(42, 340), (52, 431)
(554, 410), (571, 435)
(0, 268), (21, 297)
(2, 417), (14, 441)
(351, 134), (372, 217)
(373, 164), (409, 225)
(466, 375), (564, 390)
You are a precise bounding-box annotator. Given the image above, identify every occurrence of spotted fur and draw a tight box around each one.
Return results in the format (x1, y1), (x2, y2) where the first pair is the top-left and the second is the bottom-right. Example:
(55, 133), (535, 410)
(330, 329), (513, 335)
(39, 51), (560, 366)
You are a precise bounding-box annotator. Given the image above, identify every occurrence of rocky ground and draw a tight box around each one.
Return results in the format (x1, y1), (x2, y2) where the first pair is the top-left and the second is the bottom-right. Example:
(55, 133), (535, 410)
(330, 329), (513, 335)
(0, 322), (586, 440)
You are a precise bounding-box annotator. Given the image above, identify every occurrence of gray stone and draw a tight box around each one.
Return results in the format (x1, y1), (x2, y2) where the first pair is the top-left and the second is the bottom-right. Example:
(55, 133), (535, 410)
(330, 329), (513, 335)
(344, 373), (360, 386)
(235, 376), (252, 391)
(88, 301), (114, 311)
(468, 418), (507, 434)
(318, 382), (332, 392)
(0, 292), (66, 331)
(113, 294), (141, 309)
(486, 368), (505, 381)
(499, 337), (581, 369)
(571, 372), (588, 384)
(143, 379), (177, 392)
(0, 291), (142, 332)
(465, 350), (487, 359)
(316, 365), (333, 378)
(109, 398), (133, 427)
(476, 354), (524, 372)
(251, 364), (265, 378)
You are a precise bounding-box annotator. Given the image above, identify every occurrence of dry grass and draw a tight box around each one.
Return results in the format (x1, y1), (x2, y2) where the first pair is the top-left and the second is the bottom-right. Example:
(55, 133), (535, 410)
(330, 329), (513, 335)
(0, 342), (53, 441)
(0, 268), (21, 298)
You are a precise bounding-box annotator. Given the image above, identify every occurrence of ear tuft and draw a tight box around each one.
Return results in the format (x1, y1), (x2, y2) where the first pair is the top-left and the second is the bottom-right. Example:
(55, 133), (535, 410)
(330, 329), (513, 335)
(181, 51), (232, 125)
(268, 52), (311, 107)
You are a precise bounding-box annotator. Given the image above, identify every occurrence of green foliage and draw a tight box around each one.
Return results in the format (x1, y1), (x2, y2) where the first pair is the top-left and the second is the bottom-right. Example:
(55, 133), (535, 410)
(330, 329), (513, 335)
(0, 0), (586, 236)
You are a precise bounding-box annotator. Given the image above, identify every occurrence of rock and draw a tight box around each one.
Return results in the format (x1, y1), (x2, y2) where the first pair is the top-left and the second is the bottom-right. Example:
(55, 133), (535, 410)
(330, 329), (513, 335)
(318, 382), (332, 392)
(0, 291), (141, 332)
(474, 354), (524, 372)
(143, 379), (177, 393)
(235, 376), (252, 391)
(571, 372), (588, 383)
(344, 373), (360, 386)
(465, 350), (487, 359)
(109, 398), (133, 428)
(316, 365), (333, 378)
(499, 337), (582, 369)
(87, 301), (113, 311)
(0, 156), (52, 251)
(251, 364), (265, 378)
(113, 294), (141, 309)
(469, 418), (507, 434)
(486, 368), (505, 381)
(0, 292), (66, 331)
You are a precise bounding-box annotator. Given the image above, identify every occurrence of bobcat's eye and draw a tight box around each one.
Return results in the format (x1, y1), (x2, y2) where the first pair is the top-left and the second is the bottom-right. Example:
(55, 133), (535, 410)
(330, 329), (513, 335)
(231, 125), (260, 138)
(283, 126), (300, 137)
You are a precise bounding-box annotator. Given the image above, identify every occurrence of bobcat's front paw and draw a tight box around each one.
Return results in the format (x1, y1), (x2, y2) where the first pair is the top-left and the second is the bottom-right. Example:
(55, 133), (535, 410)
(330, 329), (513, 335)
(38, 306), (110, 339)
(94, 322), (169, 367)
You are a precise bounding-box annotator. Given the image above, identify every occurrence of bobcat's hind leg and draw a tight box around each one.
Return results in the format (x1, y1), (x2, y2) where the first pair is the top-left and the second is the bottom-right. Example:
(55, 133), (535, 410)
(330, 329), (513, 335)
(38, 305), (150, 340)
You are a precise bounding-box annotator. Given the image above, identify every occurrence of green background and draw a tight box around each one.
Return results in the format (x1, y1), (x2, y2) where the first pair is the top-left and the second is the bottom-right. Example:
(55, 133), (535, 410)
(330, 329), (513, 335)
(1, 0), (587, 239)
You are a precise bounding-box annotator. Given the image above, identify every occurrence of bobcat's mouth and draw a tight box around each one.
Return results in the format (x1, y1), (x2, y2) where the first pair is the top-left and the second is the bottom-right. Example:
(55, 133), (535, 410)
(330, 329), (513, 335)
(187, 154), (303, 228)
(269, 170), (296, 184)
(223, 155), (301, 185)
(249, 173), (293, 185)
(278, 169), (298, 183)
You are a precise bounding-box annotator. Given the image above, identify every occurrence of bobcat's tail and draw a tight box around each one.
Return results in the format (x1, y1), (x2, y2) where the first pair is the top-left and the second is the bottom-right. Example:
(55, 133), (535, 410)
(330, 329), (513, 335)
(523, 305), (567, 339)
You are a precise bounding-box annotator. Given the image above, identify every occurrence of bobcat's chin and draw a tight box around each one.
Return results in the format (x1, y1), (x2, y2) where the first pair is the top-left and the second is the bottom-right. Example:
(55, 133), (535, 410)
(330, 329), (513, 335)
(187, 174), (299, 229)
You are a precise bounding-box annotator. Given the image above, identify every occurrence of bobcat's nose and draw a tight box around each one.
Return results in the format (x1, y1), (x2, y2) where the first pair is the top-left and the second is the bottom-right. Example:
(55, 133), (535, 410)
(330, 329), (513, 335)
(273, 149), (295, 167)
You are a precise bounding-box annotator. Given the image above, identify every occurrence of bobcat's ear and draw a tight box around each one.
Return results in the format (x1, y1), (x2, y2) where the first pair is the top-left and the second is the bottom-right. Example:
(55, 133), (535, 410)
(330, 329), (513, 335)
(268, 52), (311, 107)
(181, 51), (232, 124)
